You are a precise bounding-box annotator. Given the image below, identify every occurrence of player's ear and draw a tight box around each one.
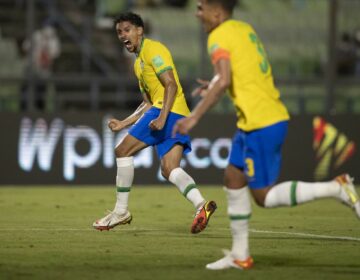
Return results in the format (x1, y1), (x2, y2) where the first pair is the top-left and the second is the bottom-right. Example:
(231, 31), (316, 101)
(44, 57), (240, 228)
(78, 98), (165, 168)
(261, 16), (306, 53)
(137, 26), (144, 36)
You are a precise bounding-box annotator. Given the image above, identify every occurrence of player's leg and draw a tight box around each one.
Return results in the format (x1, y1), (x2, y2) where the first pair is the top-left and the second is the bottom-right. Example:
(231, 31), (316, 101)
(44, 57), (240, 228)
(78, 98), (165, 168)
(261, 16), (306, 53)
(156, 109), (217, 233)
(93, 134), (148, 230)
(112, 134), (147, 214)
(245, 121), (360, 219)
(256, 175), (360, 218)
(161, 144), (205, 209)
(93, 108), (162, 231)
(206, 131), (253, 270)
(161, 144), (217, 234)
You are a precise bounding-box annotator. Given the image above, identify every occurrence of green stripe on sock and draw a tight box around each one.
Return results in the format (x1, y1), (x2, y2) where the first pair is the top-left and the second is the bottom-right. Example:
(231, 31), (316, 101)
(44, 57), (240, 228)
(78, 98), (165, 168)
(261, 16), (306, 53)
(290, 181), (298, 206)
(229, 214), (251, 220)
(183, 184), (197, 197)
(117, 187), (131, 193)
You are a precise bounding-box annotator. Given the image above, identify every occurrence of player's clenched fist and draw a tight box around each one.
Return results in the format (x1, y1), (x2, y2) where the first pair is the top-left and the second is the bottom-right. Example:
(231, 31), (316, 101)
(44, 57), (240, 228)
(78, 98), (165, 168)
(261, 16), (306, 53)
(108, 119), (126, 132)
(149, 117), (166, 131)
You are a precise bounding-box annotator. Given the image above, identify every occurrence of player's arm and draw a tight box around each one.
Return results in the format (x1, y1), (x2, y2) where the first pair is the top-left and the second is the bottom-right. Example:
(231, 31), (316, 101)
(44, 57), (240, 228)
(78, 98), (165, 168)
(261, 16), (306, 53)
(108, 93), (152, 132)
(191, 78), (210, 97)
(173, 58), (231, 135)
(148, 69), (177, 130)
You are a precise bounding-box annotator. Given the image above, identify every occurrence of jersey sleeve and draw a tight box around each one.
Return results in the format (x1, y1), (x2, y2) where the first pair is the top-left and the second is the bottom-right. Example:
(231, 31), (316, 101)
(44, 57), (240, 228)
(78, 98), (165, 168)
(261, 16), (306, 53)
(146, 42), (173, 77)
(208, 30), (231, 65)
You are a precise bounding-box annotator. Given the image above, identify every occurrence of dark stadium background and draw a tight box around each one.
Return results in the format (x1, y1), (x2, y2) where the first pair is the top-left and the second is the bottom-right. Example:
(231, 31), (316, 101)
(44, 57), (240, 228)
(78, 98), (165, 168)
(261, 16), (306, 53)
(0, 0), (359, 184)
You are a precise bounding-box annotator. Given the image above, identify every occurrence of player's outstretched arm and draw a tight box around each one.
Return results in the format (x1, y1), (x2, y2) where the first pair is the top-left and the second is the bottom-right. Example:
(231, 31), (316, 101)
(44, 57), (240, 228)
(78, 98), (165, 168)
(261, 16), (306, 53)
(173, 58), (231, 135)
(108, 100), (151, 132)
(191, 59), (231, 120)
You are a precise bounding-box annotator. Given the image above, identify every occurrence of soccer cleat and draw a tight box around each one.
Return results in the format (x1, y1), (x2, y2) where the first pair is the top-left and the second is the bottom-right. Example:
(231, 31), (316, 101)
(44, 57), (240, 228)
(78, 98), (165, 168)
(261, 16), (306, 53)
(206, 249), (254, 270)
(335, 174), (360, 219)
(191, 200), (217, 234)
(93, 210), (132, 231)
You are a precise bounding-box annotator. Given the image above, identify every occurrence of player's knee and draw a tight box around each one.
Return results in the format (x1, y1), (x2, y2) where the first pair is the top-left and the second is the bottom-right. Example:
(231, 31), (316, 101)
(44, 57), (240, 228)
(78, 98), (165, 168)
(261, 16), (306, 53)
(161, 164), (176, 180)
(251, 188), (271, 207)
(253, 196), (266, 207)
(161, 164), (171, 179)
(224, 176), (246, 189)
(115, 145), (131, 158)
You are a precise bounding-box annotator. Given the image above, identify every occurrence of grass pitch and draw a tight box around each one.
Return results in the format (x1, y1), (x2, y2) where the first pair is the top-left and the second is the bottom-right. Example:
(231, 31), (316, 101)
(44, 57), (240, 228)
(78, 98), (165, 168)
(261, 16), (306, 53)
(0, 186), (359, 280)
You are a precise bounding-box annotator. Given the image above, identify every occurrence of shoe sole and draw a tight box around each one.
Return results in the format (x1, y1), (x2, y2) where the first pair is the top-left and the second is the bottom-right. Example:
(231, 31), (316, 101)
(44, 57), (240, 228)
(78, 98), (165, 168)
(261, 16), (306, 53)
(93, 215), (132, 231)
(191, 201), (217, 234)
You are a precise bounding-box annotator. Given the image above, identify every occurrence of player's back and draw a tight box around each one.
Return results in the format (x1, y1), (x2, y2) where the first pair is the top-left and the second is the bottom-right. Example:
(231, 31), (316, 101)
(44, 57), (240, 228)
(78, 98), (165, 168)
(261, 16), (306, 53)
(208, 20), (289, 131)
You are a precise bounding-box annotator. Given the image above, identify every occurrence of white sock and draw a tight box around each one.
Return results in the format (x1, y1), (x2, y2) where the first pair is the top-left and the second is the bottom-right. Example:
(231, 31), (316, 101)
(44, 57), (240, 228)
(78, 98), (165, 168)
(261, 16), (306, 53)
(224, 187), (251, 261)
(264, 180), (342, 208)
(168, 167), (205, 209)
(114, 157), (134, 214)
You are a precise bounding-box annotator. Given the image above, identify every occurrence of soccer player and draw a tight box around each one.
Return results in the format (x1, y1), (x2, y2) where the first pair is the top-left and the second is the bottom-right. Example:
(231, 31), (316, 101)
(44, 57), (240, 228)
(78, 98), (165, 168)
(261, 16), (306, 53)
(173, 0), (360, 270)
(93, 12), (217, 234)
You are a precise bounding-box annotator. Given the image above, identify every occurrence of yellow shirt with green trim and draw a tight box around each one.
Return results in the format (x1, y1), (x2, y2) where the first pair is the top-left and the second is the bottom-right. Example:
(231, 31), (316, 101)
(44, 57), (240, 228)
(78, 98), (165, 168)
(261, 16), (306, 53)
(134, 38), (190, 116)
(208, 20), (289, 131)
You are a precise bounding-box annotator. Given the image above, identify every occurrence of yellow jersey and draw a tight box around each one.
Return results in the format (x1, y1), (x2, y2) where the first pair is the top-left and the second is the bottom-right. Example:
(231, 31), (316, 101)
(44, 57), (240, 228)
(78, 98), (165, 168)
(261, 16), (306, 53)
(134, 38), (190, 116)
(208, 20), (289, 131)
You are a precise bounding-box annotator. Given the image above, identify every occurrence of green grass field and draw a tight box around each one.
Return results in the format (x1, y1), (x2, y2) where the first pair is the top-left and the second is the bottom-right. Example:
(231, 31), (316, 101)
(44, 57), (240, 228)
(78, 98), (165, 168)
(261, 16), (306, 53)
(0, 186), (359, 280)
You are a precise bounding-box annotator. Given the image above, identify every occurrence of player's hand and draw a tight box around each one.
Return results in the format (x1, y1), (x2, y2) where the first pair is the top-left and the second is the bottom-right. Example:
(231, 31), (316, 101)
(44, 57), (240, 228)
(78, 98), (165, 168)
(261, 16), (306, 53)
(149, 117), (166, 131)
(172, 116), (198, 136)
(191, 78), (210, 98)
(108, 119), (126, 132)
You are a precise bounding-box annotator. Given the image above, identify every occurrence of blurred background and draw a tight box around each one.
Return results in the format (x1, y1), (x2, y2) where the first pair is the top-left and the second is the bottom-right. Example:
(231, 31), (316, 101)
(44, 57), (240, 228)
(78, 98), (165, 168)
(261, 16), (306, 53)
(0, 0), (359, 184)
(0, 0), (359, 114)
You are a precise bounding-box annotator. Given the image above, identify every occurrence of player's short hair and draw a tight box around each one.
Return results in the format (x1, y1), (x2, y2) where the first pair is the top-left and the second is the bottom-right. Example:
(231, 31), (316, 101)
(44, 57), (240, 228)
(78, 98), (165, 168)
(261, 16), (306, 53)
(207, 0), (238, 14)
(114, 12), (145, 29)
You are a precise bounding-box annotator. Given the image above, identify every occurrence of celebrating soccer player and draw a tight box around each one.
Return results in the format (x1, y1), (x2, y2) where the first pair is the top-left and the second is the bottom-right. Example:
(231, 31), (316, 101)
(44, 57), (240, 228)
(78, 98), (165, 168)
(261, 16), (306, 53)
(173, 0), (360, 270)
(93, 12), (217, 234)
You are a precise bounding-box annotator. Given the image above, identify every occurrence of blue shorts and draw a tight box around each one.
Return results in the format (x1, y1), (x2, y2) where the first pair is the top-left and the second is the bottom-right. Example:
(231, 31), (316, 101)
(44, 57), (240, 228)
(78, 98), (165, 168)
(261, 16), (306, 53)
(229, 121), (288, 189)
(128, 107), (192, 159)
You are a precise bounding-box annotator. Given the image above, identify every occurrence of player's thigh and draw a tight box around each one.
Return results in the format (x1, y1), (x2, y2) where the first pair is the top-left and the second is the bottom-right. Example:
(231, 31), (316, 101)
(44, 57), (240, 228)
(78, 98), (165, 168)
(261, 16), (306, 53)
(245, 121), (288, 205)
(226, 130), (247, 189)
(115, 133), (148, 157)
(160, 144), (183, 178)
(128, 107), (162, 146)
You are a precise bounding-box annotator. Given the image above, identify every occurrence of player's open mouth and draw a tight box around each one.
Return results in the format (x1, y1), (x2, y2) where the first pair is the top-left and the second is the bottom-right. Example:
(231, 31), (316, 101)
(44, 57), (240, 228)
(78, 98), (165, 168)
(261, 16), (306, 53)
(124, 40), (131, 47)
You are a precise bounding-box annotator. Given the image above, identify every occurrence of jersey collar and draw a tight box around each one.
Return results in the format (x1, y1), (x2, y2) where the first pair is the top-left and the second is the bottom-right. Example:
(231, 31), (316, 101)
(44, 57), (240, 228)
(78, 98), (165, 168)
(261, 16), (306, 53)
(135, 37), (145, 57)
(211, 18), (232, 34)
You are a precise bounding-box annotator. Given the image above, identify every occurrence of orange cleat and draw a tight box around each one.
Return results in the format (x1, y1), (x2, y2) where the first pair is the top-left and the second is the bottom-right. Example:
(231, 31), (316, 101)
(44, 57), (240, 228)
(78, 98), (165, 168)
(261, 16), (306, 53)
(206, 249), (254, 270)
(191, 200), (217, 234)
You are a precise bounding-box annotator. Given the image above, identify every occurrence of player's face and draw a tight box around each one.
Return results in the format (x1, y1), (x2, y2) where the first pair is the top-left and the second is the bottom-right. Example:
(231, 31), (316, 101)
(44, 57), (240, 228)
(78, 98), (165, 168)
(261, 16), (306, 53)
(196, 0), (219, 33)
(116, 21), (143, 53)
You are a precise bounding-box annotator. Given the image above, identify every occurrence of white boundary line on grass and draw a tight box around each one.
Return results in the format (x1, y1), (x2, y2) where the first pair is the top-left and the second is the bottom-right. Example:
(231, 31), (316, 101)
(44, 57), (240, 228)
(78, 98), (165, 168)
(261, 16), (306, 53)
(0, 227), (359, 242)
(249, 229), (360, 242)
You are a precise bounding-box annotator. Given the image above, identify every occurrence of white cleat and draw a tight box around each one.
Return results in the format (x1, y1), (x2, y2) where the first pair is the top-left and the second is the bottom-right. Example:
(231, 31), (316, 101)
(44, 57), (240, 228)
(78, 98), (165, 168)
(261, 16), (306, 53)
(205, 249), (254, 270)
(93, 210), (132, 231)
(335, 174), (360, 219)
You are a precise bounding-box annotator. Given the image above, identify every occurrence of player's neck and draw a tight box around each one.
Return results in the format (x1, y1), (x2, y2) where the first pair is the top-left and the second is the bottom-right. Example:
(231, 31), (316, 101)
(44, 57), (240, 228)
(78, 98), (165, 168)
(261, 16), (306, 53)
(135, 36), (145, 56)
(219, 13), (232, 24)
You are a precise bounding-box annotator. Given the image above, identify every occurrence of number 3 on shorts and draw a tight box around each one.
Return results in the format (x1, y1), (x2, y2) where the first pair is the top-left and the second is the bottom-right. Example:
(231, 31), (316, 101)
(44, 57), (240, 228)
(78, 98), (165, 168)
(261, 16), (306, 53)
(245, 158), (255, 177)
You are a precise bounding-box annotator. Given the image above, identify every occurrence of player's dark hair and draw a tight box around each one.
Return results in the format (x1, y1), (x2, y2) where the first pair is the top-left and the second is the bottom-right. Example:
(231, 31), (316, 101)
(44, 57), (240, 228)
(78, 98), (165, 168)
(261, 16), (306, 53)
(207, 0), (238, 14)
(114, 12), (144, 29)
